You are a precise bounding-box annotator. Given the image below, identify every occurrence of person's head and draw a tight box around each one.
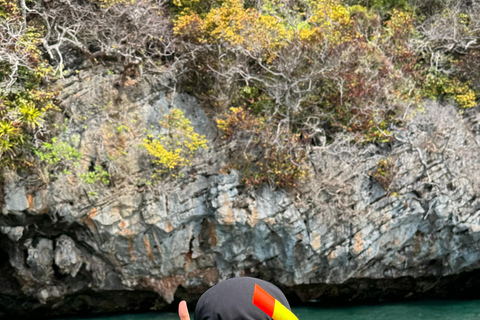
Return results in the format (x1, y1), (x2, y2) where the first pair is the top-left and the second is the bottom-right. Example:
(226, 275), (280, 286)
(179, 277), (295, 320)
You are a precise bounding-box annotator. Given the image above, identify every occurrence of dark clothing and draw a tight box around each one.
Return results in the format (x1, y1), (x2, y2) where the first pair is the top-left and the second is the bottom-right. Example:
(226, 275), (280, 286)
(194, 277), (291, 320)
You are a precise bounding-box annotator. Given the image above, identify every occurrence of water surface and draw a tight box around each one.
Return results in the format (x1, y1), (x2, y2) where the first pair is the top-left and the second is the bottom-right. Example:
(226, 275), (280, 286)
(60, 300), (480, 320)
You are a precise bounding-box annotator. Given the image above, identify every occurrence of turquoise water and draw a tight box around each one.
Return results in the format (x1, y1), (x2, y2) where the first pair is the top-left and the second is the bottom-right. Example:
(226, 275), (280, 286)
(60, 300), (480, 320)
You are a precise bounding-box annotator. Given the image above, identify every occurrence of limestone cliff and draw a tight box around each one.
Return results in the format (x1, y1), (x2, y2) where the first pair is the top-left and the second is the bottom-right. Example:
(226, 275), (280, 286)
(2, 69), (480, 318)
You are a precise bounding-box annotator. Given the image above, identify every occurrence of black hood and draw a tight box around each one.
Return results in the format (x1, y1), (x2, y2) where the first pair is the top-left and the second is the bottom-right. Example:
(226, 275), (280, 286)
(194, 277), (291, 320)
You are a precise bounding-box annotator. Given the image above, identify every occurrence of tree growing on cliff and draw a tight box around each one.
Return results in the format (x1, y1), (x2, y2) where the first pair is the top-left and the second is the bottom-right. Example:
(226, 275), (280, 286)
(173, 0), (428, 187)
(142, 109), (209, 178)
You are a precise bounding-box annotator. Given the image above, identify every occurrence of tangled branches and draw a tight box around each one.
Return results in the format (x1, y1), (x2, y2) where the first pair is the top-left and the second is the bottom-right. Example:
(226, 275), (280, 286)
(31, 0), (173, 73)
(0, 2), (40, 92)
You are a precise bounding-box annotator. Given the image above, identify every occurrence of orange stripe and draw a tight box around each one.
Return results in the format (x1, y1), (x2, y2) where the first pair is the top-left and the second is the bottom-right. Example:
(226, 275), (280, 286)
(252, 284), (275, 317)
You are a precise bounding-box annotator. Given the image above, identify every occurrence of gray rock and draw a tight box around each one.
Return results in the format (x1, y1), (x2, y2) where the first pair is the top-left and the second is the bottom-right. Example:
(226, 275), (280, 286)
(0, 226), (24, 241)
(3, 175), (28, 213)
(2, 73), (480, 318)
(26, 238), (54, 283)
(54, 235), (83, 277)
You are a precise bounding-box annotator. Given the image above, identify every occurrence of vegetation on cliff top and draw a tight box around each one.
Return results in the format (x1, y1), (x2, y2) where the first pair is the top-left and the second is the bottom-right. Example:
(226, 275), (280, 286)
(1, 0), (479, 190)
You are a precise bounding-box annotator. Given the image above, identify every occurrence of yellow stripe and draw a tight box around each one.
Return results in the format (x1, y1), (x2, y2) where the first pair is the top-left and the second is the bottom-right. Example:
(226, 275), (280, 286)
(272, 300), (298, 320)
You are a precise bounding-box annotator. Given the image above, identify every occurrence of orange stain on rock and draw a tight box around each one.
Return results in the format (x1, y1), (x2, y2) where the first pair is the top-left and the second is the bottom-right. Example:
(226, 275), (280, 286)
(27, 194), (34, 211)
(118, 220), (127, 230)
(87, 207), (98, 219)
(352, 232), (364, 255)
(129, 237), (137, 261)
(165, 222), (173, 233)
(143, 235), (154, 261)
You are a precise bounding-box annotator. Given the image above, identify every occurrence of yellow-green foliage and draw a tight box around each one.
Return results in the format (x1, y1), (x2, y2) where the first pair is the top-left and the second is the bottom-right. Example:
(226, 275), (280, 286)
(297, 0), (354, 44)
(174, 0), (356, 56)
(34, 136), (82, 181)
(445, 80), (476, 109)
(363, 118), (393, 144)
(0, 5), (57, 169)
(143, 109), (208, 175)
(423, 75), (477, 109)
(0, 0), (18, 18)
(35, 137), (82, 166)
(174, 0), (289, 59)
(175, 0), (421, 137)
(172, 0), (387, 55)
(369, 156), (397, 190)
(0, 87), (57, 170)
(349, 0), (411, 13)
(80, 166), (110, 185)
(0, 97), (45, 163)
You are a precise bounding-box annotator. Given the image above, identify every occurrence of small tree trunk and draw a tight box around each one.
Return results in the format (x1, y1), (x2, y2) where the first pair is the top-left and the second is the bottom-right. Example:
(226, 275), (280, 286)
(18, 0), (27, 25)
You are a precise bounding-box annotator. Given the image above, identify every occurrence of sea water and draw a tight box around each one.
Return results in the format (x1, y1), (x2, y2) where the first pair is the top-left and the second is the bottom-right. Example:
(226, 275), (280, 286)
(59, 300), (480, 320)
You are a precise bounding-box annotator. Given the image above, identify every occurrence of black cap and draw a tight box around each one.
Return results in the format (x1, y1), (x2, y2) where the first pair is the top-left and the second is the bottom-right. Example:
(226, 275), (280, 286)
(194, 277), (291, 320)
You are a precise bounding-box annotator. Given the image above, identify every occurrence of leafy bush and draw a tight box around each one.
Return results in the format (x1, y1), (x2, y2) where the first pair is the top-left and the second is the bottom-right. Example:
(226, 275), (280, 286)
(423, 75), (476, 109)
(35, 137), (82, 166)
(0, 2), (58, 169)
(415, 3), (480, 108)
(35, 136), (82, 181)
(217, 107), (309, 189)
(369, 157), (397, 190)
(80, 166), (111, 185)
(172, 0), (435, 186)
(142, 109), (208, 176)
(175, 0), (422, 129)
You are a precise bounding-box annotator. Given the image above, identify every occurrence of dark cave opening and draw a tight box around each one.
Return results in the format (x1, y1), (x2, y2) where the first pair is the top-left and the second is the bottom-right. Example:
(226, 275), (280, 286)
(0, 232), (15, 276)
(0, 241), (9, 267)
(0, 235), (22, 301)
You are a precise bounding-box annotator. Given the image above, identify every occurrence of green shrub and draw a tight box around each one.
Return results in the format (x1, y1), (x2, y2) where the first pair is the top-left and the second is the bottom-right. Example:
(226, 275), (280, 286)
(35, 136), (82, 179)
(423, 74), (477, 109)
(80, 166), (110, 185)
(142, 109), (208, 177)
(0, 1), (58, 170)
(35, 137), (82, 165)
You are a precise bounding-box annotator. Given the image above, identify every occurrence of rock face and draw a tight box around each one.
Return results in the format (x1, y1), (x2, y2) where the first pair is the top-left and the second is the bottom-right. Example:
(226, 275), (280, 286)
(2, 68), (480, 318)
